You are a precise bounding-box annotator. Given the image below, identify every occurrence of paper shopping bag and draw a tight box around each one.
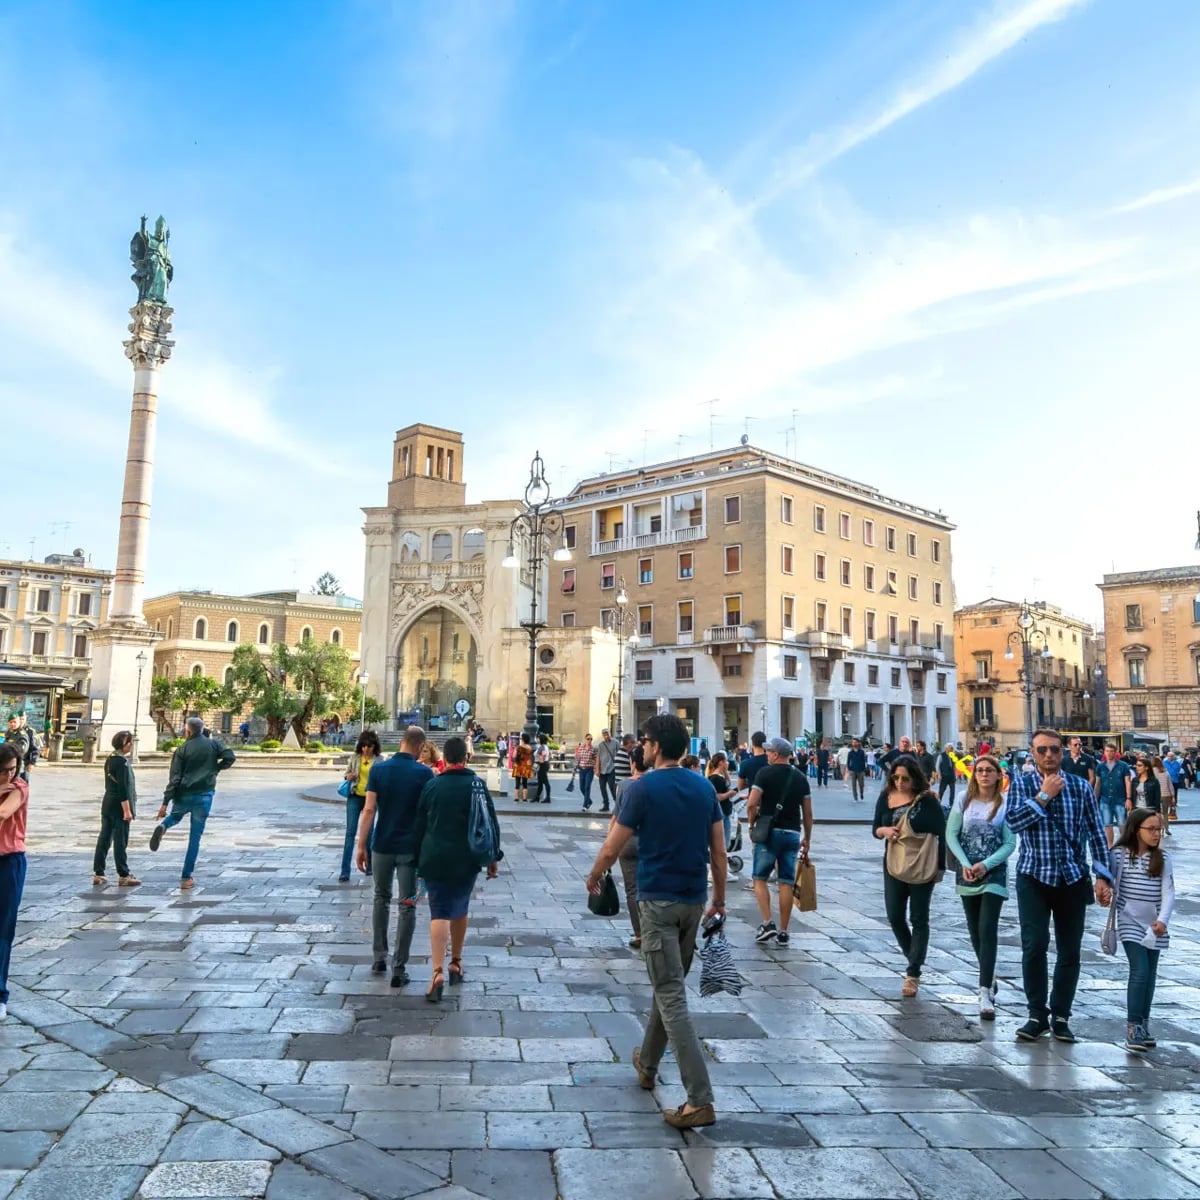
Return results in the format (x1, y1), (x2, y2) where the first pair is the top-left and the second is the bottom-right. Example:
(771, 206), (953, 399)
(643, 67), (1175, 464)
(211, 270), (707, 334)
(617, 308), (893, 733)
(793, 857), (817, 912)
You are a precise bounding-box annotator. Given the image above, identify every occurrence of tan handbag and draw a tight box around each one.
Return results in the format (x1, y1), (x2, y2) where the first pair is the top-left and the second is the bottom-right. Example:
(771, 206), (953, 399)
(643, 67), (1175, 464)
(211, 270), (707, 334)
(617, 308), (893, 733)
(793, 856), (818, 912)
(886, 808), (940, 885)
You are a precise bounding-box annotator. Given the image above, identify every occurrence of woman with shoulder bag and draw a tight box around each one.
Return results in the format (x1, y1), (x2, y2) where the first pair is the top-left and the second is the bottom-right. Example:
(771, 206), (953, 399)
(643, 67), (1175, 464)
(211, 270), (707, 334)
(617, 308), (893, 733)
(873, 755), (946, 997)
(340, 731), (381, 881)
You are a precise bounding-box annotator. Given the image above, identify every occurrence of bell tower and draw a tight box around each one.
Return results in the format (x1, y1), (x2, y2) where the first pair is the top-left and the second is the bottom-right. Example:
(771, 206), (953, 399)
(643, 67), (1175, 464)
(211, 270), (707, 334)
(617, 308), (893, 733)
(387, 424), (467, 510)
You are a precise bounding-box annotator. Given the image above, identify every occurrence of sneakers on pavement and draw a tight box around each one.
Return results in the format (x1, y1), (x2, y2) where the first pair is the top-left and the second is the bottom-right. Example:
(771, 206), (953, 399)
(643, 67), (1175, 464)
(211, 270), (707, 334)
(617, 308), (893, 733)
(1050, 1015), (1076, 1043)
(754, 921), (778, 944)
(979, 986), (995, 1021)
(1016, 1017), (1050, 1042)
(149, 824), (165, 852)
(1142, 1022), (1157, 1048)
(0, 1002), (6, 1021)
(372, 959), (387, 974)
(775, 930), (790, 947)
(180, 878), (195, 891)
(1125, 1023), (1150, 1053)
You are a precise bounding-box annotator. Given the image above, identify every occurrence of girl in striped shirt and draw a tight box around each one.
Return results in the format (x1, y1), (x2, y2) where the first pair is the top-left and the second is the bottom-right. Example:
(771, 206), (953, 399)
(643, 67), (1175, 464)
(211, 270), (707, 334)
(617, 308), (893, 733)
(1109, 808), (1175, 1054)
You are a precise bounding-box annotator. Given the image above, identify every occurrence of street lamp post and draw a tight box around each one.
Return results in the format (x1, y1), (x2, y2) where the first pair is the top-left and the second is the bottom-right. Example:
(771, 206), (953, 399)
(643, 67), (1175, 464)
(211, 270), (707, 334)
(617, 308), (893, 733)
(612, 577), (639, 736)
(359, 671), (369, 733)
(133, 651), (147, 763)
(503, 451), (571, 744)
(1004, 600), (1052, 747)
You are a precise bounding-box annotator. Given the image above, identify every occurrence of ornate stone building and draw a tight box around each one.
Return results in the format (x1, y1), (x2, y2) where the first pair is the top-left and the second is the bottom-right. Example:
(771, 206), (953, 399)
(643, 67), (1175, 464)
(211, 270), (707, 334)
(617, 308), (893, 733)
(1099, 565), (1200, 749)
(360, 424), (619, 738)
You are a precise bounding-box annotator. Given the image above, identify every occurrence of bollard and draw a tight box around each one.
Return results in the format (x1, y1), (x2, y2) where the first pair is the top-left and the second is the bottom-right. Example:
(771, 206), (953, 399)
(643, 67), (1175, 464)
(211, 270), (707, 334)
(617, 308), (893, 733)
(81, 734), (98, 764)
(46, 732), (64, 763)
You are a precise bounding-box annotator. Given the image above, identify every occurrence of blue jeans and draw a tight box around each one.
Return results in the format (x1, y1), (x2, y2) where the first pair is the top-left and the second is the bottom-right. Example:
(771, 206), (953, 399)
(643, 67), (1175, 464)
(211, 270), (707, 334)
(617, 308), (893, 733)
(0, 852), (27, 1003)
(1099, 798), (1125, 828)
(342, 794), (371, 878)
(753, 828), (801, 882)
(578, 767), (594, 806)
(1122, 940), (1160, 1024)
(161, 792), (212, 880)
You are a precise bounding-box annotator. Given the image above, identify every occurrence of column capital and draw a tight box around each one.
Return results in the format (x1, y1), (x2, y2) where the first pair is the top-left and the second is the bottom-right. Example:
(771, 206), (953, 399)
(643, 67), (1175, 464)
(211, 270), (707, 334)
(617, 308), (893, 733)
(124, 302), (176, 368)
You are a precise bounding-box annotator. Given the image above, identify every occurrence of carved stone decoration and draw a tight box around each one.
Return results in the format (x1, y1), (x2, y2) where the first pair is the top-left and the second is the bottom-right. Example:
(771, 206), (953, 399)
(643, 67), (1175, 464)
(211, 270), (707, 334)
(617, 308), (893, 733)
(123, 302), (175, 367)
(447, 579), (484, 620)
(536, 667), (567, 694)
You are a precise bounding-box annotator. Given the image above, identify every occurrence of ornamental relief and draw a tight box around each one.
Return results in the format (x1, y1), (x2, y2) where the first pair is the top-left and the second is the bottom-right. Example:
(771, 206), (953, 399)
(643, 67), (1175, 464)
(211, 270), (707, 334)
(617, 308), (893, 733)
(389, 579), (485, 634)
(536, 668), (566, 694)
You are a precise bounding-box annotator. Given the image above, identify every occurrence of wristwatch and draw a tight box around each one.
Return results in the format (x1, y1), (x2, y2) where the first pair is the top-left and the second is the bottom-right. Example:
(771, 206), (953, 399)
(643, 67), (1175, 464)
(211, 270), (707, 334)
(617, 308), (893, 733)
(1036, 790), (1050, 804)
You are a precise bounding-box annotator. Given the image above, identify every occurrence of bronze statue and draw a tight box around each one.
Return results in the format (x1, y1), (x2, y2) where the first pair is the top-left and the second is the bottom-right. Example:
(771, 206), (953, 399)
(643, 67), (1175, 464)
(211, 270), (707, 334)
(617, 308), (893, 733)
(130, 215), (173, 304)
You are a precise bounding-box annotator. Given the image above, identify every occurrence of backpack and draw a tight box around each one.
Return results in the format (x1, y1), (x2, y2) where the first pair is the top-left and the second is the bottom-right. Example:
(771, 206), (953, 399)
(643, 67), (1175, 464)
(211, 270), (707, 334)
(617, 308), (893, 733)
(466, 775), (500, 868)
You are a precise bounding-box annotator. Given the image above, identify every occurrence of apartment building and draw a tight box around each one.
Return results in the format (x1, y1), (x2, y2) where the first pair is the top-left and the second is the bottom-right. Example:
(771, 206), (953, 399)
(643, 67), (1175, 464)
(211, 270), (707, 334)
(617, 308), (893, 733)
(954, 598), (1099, 748)
(549, 445), (957, 750)
(0, 551), (112, 709)
(1099, 565), (1200, 748)
(144, 589), (361, 733)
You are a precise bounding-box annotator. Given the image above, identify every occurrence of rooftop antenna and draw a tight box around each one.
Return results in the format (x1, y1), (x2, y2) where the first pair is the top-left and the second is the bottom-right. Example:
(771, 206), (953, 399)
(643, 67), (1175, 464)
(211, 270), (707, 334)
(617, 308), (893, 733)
(675, 433), (685, 456)
(702, 399), (719, 450)
(27, 537), (36, 561)
(791, 409), (799, 460)
(49, 520), (74, 545)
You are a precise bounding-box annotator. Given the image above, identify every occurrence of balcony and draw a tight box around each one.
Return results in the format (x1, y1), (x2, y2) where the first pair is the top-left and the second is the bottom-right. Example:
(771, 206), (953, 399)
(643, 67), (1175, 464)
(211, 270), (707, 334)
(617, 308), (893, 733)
(392, 560), (486, 581)
(591, 524), (706, 557)
(703, 624), (755, 653)
(901, 640), (940, 668)
(799, 630), (851, 659)
(965, 676), (996, 691)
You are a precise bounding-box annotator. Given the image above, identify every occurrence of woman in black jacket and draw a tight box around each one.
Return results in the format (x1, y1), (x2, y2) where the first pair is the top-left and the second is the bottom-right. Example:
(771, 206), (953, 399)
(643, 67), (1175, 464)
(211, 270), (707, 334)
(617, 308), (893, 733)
(873, 755), (945, 998)
(1131, 757), (1162, 814)
(93, 731), (141, 887)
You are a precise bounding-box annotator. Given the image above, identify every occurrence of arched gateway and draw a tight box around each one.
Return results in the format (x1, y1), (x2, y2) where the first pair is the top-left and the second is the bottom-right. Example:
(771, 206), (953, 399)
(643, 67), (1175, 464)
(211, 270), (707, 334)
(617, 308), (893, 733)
(393, 603), (478, 728)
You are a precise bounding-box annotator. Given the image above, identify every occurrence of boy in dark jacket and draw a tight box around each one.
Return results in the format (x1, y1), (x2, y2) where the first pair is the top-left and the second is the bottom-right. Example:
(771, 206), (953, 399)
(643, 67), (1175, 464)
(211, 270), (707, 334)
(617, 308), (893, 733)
(94, 731), (141, 886)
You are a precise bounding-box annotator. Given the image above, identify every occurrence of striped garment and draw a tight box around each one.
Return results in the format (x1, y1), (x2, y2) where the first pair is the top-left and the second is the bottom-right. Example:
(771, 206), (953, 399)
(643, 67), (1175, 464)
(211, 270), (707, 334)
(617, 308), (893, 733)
(1113, 848), (1175, 950)
(699, 931), (745, 996)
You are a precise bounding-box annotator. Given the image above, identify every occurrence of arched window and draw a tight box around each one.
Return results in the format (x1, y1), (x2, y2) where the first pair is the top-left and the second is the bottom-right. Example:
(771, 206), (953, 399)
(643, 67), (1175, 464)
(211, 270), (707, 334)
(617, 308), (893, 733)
(224, 666), (234, 687)
(191, 663), (203, 678)
(462, 528), (486, 560)
(227, 620), (239, 642)
(301, 626), (313, 643)
(195, 618), (207, 640)
(399, 531), (421, 563)
(167, 618), (173, 639)
(258, 623), (270, 645)
(431, 530), (453, 562)
(154, 620), (161, 633)
(331, 629), (341, 645)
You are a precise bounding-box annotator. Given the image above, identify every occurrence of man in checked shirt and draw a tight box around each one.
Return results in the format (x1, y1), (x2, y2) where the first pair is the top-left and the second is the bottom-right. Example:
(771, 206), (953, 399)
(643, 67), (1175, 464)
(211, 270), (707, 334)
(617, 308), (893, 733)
(1007, 728), (1113, 1044)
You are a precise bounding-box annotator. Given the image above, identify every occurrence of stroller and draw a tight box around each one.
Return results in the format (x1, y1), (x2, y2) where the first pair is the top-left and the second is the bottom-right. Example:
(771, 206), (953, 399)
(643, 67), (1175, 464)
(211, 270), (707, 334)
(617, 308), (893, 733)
(727, 793), (748, 874)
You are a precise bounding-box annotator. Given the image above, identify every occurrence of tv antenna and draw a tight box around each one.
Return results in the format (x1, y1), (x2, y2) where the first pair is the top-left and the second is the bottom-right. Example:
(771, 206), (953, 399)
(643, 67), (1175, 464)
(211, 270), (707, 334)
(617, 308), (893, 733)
(702, 399), (720, 450)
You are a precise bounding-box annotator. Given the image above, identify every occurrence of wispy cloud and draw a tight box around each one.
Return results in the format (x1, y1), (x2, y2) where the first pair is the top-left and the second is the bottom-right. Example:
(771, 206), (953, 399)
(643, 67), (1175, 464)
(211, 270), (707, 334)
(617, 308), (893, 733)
(1110, 175), (1200, 215)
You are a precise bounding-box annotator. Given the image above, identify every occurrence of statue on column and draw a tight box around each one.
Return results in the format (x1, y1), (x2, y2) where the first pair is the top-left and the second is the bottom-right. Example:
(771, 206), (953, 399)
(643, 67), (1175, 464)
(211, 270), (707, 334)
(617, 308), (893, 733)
(130, 215), (173, 304)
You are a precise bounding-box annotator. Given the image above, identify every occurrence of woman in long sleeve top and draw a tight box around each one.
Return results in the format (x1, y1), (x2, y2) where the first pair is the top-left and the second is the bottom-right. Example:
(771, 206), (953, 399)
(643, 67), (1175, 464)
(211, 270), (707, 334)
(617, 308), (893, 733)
(945, 755), (1015, 1020)
(94, 730), (141, 887)
(872, 755), (945, 998)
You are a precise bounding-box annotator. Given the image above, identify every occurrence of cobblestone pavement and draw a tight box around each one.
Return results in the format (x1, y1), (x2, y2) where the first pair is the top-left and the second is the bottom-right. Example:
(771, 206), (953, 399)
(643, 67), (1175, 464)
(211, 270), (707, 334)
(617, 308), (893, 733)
(2, 766), (1198, 1199)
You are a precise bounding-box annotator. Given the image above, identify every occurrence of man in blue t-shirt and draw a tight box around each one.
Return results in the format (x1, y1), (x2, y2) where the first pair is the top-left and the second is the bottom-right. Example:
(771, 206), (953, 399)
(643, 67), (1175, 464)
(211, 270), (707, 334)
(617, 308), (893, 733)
(1094, 741), (1132, 847)
(357, 725), (434, 987)
(736, 731), (769, 792)
(587, 713), (726, 1131)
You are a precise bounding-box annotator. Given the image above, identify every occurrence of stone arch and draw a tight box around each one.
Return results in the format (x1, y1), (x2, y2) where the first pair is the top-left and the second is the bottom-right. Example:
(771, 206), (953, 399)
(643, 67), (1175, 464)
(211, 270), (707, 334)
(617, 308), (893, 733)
(392, 599), (481, 725)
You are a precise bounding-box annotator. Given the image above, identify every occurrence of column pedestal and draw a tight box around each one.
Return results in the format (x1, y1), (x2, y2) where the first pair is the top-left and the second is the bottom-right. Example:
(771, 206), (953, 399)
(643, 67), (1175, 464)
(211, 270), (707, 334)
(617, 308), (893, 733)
(89, 622), (160, 757)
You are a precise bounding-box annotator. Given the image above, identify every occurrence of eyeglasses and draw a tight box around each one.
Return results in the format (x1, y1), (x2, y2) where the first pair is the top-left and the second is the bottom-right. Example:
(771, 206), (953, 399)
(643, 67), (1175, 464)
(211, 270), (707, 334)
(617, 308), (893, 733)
(1141, 825), (1163, 834)
(1032, 745), (1062, 755)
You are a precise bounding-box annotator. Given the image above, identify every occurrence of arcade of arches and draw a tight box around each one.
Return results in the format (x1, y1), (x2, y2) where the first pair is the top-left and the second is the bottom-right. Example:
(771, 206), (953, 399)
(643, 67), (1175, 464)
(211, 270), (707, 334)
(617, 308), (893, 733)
(395, 606), (477, 724)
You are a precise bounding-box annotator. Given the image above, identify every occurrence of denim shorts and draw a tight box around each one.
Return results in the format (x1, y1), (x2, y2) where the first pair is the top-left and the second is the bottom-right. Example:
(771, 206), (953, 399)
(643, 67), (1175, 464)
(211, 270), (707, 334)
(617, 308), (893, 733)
(1099, 798), (1126, 828)
(753, 828), (802, 882)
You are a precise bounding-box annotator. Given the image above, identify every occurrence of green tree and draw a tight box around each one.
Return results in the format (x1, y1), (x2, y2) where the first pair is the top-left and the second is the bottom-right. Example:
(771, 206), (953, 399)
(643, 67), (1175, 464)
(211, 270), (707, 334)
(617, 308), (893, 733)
(287, 639), (354, 744)
(349, 686), (389, 727)
(150, 675), (181, 737)
(151, 674), (234, 738)
(227, 643), (299, 742)
(312, 571), (342, 596)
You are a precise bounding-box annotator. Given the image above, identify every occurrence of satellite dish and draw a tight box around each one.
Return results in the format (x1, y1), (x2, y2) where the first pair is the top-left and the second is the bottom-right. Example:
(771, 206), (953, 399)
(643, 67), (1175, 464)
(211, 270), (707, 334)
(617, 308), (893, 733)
(739, 434), (749, 446)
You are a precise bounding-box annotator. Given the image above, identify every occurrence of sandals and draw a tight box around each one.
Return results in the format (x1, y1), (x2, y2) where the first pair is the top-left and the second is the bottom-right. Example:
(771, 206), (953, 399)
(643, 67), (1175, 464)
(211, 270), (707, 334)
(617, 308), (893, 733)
(426, 966), (445, 1004)
(448, 958), (465, 985)
(901, 976), (919, 998)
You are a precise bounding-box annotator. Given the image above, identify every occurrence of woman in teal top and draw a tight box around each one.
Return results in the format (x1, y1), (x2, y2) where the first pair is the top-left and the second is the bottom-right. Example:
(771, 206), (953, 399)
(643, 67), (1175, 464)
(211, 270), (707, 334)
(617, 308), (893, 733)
(946, 754), (1016, 1022)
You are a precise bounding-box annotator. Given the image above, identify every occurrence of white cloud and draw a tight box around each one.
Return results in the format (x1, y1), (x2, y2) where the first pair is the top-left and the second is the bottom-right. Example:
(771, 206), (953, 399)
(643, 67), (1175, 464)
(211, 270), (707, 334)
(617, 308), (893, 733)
(1110, 175), (1200, 215)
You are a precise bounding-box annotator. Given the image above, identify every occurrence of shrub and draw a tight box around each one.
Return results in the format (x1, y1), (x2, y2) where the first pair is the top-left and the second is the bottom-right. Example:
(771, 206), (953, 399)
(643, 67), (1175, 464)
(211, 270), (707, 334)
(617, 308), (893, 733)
(305, 741), (323, 752)
(64, 737), (85, 750)
(479, 741), (496, 753)
(160, 737), (185, 750)
(260, 739), (282, 751)
(236, 744), (260, 752)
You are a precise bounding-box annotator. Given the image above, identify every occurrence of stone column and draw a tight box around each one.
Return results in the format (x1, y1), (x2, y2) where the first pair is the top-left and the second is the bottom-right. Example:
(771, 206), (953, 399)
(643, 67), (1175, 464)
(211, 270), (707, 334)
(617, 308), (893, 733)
(88, 302), (172, 757)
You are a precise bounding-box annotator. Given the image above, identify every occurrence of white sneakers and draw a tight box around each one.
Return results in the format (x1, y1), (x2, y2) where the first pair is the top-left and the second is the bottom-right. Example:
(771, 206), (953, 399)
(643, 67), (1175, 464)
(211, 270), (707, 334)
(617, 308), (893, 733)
(979, 986), (996, 1021)
(0, 1002), (7, 1021)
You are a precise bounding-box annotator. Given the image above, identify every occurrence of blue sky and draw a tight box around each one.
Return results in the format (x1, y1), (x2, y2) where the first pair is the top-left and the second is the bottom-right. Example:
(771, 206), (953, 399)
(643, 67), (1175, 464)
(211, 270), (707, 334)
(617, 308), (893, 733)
(3, 0), (1197, 627)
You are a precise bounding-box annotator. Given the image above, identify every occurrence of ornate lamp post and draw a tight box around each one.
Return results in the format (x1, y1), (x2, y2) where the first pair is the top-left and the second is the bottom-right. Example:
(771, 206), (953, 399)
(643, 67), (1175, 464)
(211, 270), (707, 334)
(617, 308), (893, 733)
(611, 577), (639, 736)
(1004, 601), (1053, 747)
(503, 452), (571, 743)
(133, 651), (147, 762)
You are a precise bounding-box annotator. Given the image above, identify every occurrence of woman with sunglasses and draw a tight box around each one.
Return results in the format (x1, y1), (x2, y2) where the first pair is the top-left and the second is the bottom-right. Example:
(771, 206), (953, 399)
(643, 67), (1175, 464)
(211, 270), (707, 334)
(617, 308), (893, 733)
(873, 755), (945, 997)
(1108, 808), (1174, 1052)
(946, 755), (1016, 1020)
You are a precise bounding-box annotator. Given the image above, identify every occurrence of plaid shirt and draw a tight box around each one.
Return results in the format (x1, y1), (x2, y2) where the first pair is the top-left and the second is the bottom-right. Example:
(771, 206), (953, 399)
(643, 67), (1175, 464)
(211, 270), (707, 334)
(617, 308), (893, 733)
(1007, 770), (1112, 887)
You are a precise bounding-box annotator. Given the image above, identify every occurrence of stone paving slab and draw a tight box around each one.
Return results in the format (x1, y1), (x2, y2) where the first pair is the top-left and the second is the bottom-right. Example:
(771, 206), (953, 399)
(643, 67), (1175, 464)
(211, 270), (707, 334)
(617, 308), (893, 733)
(0, 766), (1195, 1199)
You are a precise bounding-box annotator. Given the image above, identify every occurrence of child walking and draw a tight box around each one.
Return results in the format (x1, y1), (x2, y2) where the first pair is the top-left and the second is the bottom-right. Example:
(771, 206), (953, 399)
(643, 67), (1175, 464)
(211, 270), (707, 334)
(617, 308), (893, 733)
(1109, 808), (1174, 1053)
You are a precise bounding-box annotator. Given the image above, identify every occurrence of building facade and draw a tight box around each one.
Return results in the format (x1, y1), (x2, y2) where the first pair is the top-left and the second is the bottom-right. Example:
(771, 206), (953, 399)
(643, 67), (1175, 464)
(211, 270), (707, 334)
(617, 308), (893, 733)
(144, 588), (361, 733)
(954, 598), (1099, 748)
(1099, 565), (1200, 749)
(549, 446), (958, 750)
(0, 551), (112, 726)
(360, 424), (620, 739)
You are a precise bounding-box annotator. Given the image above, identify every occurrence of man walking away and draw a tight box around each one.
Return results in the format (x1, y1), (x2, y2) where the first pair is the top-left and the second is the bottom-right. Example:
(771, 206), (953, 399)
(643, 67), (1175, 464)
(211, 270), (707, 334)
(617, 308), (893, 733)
(587, 714), (726, 1129)
(846, 739), (867, 802)
(1007, 728), (1112, 1044)
(595, 729), (618, 813)
(736, 731), (769, 793)
(357, 724), (434, 986)
(935, 744), (958, 812)
(150, 717), (235, 889)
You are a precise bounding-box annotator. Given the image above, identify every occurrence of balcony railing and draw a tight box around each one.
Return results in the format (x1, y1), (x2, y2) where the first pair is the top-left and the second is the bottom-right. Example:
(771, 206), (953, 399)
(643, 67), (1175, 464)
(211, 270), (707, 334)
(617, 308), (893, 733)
(392, 560), (486, 581)
(703, 624), (755, 645)
(591, 524), (706, 557)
